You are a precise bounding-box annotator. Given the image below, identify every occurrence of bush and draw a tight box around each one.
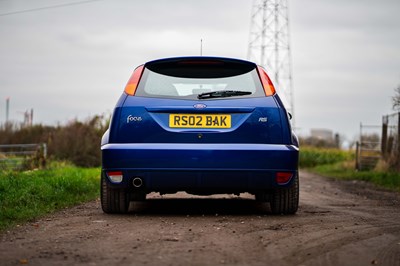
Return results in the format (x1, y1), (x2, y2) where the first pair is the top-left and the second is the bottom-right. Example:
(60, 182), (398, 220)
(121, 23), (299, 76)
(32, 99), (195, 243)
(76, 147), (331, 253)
(0, 115), (109, 167)
(48, 116), (108, 167)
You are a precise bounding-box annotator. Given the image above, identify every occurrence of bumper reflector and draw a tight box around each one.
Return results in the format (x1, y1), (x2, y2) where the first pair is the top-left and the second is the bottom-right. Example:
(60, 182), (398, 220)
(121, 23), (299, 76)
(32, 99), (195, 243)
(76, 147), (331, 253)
(107, 171), (123, 183)
(276, 172), (293, 185)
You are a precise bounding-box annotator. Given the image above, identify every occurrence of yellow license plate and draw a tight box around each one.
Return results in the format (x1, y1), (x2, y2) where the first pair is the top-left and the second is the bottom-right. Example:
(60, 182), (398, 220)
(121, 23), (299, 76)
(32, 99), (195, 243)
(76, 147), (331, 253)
(169, 114), (231, 128)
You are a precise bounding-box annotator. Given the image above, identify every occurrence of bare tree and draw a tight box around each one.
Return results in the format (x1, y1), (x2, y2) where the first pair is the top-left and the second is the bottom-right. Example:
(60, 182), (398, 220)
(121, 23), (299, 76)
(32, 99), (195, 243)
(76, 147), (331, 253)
(393, 85), (400, 111)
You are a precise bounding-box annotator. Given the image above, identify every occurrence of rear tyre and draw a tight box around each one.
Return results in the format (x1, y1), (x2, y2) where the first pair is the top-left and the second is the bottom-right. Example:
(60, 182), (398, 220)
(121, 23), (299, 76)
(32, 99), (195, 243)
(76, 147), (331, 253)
(101, 174), (130, 214)
(270, 173), (299, 215)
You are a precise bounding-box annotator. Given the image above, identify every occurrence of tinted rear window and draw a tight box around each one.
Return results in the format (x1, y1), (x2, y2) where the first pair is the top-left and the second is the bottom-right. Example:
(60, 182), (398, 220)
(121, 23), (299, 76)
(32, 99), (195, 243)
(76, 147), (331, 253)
(135, 65), (264, 100)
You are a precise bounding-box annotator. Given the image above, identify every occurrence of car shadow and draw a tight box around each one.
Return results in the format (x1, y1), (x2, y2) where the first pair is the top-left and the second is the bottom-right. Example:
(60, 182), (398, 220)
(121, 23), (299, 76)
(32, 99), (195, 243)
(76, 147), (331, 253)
(128, 198), (271, 216)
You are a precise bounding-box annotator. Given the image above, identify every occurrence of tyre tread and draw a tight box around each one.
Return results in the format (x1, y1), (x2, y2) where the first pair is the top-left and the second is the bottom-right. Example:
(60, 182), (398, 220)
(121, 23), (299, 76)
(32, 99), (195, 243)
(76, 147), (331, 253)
(101, 174), (129, 214)
(270, 174), (299, 215)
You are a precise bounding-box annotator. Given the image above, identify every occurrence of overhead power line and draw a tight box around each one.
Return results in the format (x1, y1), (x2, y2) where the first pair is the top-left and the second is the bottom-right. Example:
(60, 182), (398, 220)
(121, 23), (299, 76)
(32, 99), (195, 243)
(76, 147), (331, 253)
(0, 0), (103, 17)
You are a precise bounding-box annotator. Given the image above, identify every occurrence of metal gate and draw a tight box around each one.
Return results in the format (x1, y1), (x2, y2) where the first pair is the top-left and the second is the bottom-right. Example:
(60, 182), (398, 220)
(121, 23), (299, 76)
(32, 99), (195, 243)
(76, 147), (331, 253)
(355, 124), (381, 171)
(0, 143), (47, 170)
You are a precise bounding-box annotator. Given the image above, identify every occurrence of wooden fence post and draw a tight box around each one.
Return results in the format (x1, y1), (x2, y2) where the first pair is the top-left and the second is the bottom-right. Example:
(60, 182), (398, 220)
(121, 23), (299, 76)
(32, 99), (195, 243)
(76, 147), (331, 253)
(381, 115), (388, 159)
(355, 141), (359, 170)
(397, 112), (400, 168)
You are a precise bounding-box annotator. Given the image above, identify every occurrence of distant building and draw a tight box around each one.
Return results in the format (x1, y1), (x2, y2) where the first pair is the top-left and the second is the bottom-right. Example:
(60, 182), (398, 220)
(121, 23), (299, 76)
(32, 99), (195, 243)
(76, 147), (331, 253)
(310, 129), (333, 141)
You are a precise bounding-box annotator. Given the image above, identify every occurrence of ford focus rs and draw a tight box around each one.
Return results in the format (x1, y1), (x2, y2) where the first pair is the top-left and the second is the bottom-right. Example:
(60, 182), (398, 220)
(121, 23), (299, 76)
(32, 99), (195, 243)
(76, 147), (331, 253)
(101, 56), (299, 214)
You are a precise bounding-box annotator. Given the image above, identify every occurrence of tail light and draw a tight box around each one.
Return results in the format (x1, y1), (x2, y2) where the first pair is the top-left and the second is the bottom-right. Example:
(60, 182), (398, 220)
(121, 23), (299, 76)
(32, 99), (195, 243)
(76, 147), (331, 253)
(124, 65), (145, 95)
(107, 171), (123, 183)
(276, 172), (293, 185)
(257, 66), (276, 96)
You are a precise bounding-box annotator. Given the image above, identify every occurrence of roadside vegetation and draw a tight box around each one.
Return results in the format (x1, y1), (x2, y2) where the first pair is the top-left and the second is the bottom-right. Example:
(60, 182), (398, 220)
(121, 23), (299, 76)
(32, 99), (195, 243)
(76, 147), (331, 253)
(0, 115), (108, 168)
(0, 161), (99, 231)
(299, 146), (353, 168)
(0, 116), (106, 231)
(300, 146), (400, 192)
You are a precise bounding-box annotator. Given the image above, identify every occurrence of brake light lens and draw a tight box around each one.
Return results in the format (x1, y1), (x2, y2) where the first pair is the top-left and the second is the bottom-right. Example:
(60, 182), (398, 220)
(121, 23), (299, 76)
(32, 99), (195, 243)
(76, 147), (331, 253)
(257, 66), (276, 96)
(124, 65), (145, 95)
(276, 172), (293, 185)
(107, 171), (123, 183)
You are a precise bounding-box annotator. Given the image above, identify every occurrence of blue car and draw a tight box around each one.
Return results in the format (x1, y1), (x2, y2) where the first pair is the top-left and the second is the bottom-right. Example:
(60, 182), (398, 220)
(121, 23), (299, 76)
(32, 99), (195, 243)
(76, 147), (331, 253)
(101, 56), (299, 214)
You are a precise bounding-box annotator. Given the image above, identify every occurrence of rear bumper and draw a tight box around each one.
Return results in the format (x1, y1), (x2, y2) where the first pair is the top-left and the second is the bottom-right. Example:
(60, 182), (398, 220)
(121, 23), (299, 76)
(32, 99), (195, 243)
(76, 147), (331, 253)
(101, 143), (298, 193)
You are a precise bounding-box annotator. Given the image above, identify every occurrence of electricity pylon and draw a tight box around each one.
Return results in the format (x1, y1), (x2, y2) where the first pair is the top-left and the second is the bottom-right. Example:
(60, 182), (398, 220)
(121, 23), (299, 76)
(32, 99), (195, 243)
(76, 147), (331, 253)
(247, 0), (295, 126)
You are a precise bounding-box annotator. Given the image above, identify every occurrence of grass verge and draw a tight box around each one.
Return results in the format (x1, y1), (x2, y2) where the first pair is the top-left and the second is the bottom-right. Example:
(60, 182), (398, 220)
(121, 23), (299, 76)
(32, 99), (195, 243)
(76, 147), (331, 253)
(311, 161), (400, 192)
(300, 146), (400, 192)
(0, 162), (100, 232)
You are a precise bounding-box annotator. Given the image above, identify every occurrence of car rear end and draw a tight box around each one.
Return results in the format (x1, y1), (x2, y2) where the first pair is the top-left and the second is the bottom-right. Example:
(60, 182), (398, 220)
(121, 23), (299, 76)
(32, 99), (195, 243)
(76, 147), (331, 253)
(101, 57), (299, 214)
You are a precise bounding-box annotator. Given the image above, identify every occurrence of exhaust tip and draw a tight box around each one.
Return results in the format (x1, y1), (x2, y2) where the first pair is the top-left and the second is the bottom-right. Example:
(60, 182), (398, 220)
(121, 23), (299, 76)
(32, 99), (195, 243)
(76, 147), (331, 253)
(132, 177), (143, 188)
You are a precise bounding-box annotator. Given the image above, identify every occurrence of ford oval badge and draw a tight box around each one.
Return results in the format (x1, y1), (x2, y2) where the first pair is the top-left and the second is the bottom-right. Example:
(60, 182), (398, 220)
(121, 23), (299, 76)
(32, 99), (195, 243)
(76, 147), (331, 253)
(193, 103), (207, 109)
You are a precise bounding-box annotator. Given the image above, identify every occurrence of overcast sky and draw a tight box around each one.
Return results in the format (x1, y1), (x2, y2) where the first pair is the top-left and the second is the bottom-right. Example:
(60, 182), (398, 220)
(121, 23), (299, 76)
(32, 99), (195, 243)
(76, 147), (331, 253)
(0, 0), (399, 141)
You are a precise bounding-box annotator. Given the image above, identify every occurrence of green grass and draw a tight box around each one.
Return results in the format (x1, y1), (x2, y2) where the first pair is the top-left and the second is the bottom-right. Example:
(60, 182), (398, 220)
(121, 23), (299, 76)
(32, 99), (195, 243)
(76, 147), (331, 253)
(299, 146), (354, 168)
(311, 161), (400, 192)
(300, 146), (400, 192)
(0, 161), (100, 231)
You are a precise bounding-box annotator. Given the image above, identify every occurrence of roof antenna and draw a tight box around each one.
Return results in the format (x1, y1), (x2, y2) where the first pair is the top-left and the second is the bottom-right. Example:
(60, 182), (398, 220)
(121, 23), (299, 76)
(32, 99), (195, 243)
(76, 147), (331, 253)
(200, 39), (203, 56)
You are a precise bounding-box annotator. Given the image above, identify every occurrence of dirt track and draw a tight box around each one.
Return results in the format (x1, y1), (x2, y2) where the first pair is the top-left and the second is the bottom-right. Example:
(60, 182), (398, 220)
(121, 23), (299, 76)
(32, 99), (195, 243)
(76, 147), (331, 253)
(1, 171), (400, 266)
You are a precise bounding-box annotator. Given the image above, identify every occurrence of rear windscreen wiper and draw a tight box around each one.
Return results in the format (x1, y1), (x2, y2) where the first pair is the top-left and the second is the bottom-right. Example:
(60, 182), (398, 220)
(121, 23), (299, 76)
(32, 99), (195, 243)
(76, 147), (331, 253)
(197, 90), (252, 99)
